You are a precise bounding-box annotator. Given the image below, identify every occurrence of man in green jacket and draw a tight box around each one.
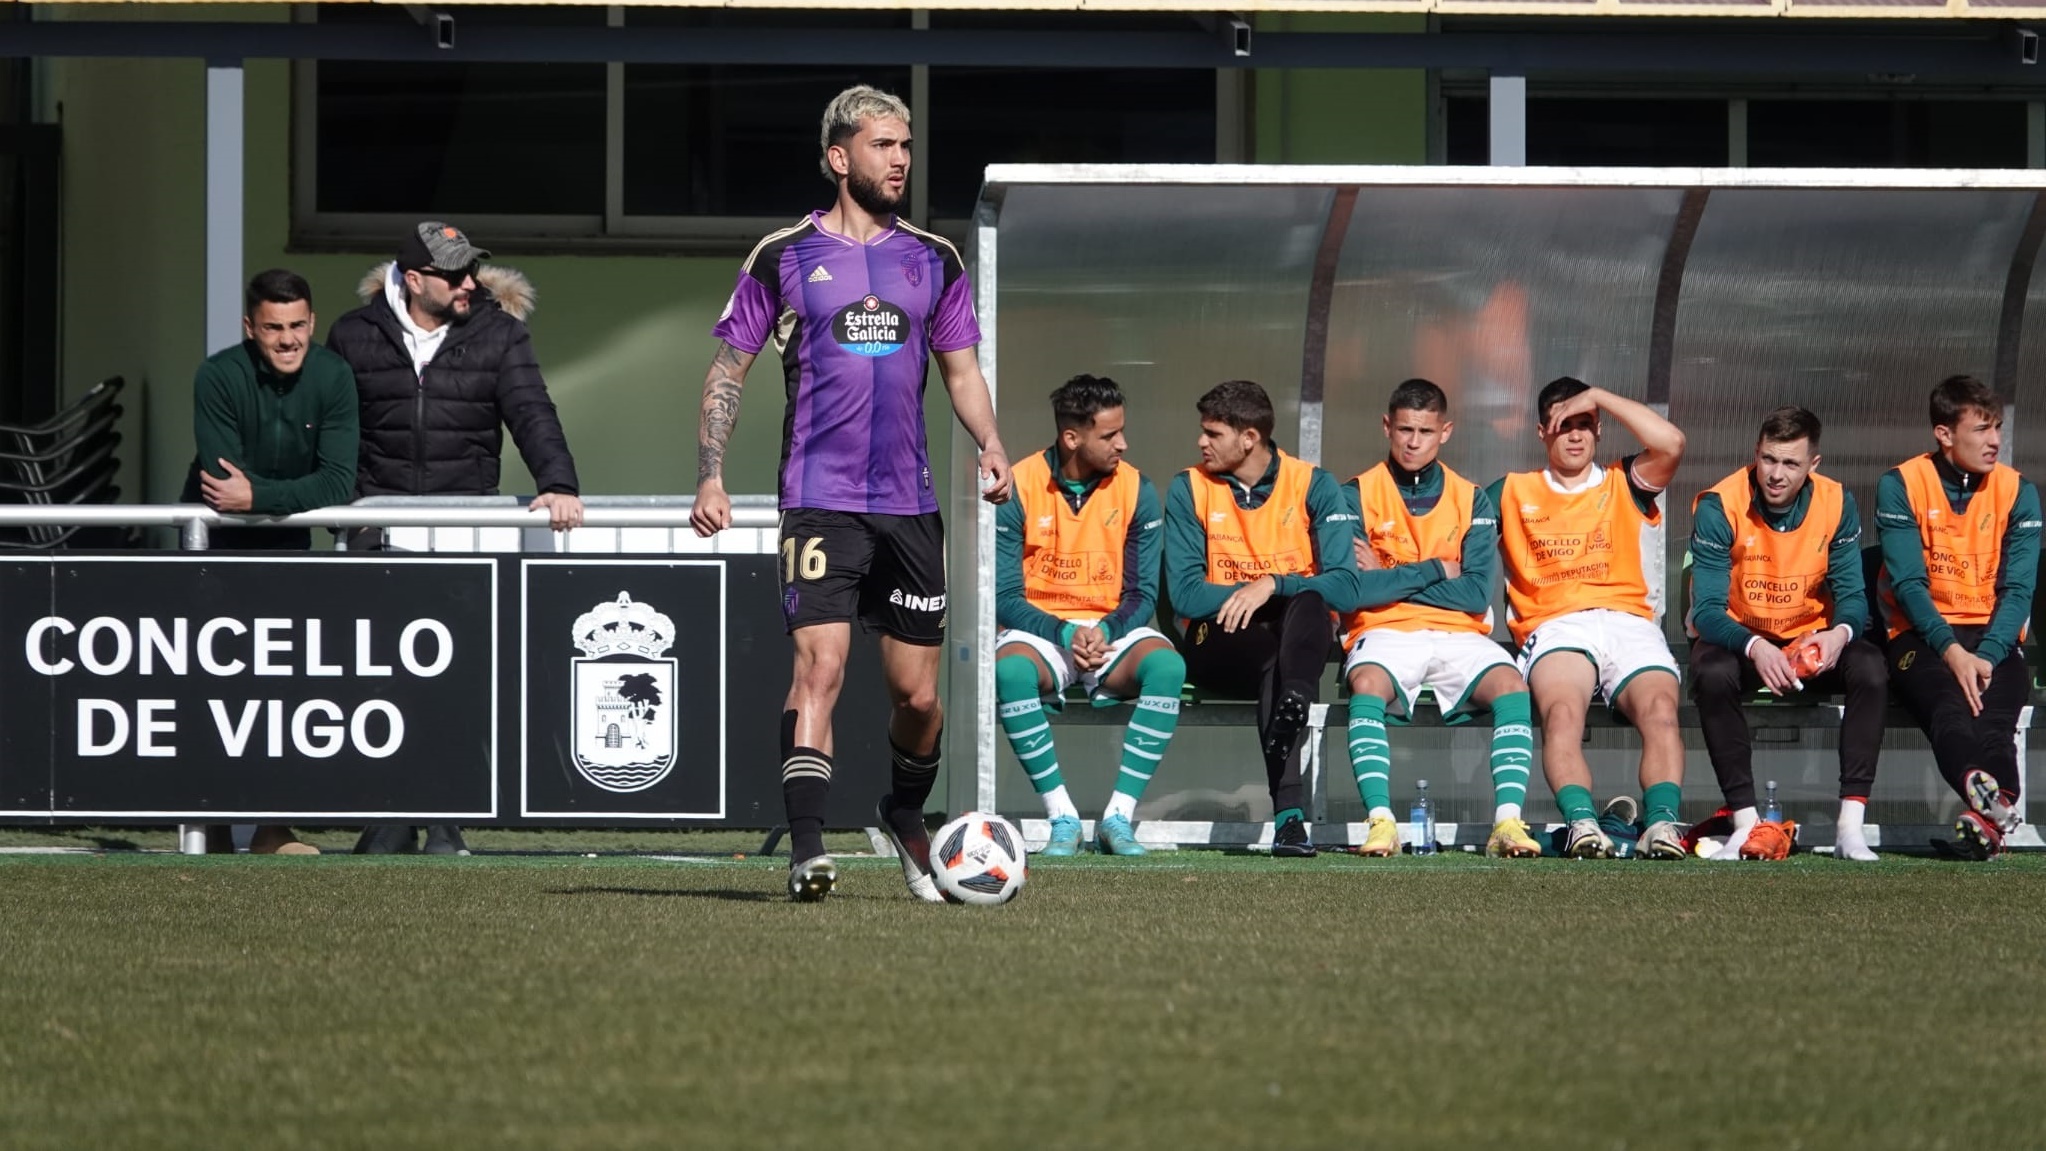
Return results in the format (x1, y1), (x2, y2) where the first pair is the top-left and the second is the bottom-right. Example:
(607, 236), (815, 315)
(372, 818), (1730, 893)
(1162, 379), (1363, 857)
(183, 269), (358, 856)
(1875, 375), (2041, 859)
(182, 269), (359, 551)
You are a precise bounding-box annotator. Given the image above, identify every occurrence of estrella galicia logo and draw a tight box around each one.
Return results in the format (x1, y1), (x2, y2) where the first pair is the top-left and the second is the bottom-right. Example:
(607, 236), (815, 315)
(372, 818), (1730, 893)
(835, 295), (908, 357)
(570, 592), (678, 793)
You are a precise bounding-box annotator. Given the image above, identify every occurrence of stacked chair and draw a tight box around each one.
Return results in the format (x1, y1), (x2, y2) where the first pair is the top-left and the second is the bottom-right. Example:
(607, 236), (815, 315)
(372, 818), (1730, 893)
(0, 376), (137, 549)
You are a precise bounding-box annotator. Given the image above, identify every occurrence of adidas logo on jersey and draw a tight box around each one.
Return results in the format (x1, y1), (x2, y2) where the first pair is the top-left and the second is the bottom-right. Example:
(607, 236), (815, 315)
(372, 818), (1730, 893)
(806, 265), (834, 283)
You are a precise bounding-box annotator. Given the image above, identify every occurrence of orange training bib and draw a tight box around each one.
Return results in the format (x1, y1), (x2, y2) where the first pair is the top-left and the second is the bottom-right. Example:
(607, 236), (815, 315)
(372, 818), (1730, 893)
(1881, 456), (2021, 639)
(1497, 463), (1662, 647)
(1341, 462), (1489, 645)
(1014, 452), (1143, 622)
(1693, 468), (1842, 642)
(1185, 452), (1319, 586)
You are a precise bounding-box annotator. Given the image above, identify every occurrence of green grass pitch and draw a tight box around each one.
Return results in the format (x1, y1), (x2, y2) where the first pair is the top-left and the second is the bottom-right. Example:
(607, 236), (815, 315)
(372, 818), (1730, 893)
(3, 846), (2045, 1149)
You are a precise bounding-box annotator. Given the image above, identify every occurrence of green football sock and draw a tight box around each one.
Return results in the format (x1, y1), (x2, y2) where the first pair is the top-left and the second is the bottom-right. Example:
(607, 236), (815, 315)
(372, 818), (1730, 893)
(1347, 694), (1393, 814)
(996, 655), (1062, 796)
(1644, 781), (1683, 827)
(1556, 784), (1598, 824)
(1116, 647), (1184, 804)
(1488, 691), (1534, 811)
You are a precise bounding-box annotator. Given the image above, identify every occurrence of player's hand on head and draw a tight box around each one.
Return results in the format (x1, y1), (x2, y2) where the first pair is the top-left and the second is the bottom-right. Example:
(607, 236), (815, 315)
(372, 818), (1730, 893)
(978, 445), (1013, 505)
(690, 480), (731, 538)
(1544, 387), (1602, 435)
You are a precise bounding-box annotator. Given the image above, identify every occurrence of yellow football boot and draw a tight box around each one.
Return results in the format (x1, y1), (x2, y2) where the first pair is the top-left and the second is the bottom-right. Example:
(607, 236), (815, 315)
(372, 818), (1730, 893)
(1357, 814), (1401, 857)
(1486, 816), (1542, 859)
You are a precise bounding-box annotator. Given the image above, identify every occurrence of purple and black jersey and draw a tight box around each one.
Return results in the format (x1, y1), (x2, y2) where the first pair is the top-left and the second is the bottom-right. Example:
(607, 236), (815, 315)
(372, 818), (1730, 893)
(713, 212), (981, 516)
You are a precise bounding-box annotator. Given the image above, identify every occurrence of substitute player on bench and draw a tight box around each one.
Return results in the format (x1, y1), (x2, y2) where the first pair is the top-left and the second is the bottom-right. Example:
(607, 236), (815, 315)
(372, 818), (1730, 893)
(1876, 375), (2040, 860)
(692, 85), (1011, 901)
(995, 375), (1182, 857)
(1163, 379), (1362, 858)
(1688, 406), (1884, 861)
(1490, 376), (1688, 859)
(1341, 379), (1540, 859)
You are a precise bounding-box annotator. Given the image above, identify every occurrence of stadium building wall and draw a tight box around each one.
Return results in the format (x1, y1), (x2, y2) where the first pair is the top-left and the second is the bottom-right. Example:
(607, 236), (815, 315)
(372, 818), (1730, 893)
(28, 5), (1428, 519)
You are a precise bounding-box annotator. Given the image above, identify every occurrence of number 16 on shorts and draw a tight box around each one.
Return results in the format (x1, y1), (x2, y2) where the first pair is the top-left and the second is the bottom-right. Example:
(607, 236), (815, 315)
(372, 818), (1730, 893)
(782, 536), (826, 583)
(780, 534), (826, 623)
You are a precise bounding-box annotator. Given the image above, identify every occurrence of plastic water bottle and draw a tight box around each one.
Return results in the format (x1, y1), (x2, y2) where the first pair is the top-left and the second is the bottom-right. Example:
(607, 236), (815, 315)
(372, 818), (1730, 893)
(1411, 780), (1437, 855)
(1763, 780), (1783, 823)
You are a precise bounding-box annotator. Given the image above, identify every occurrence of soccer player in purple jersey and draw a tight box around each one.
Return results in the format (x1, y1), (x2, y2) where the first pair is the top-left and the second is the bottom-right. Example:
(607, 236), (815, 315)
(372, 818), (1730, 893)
(691, 85), (1012, 902)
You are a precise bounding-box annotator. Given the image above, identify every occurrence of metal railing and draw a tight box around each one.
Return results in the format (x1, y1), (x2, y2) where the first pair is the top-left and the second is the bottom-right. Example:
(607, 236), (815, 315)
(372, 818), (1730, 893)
(0, 495), (779, 551)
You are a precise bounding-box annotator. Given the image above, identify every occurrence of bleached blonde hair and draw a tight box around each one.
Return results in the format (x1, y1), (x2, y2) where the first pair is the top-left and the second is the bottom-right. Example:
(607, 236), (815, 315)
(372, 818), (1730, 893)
(819, 85), (912, 182)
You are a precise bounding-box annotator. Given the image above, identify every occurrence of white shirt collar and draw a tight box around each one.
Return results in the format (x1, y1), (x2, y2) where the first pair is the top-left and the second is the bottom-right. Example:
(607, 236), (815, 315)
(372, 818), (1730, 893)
(1542, 461), (1604, 495)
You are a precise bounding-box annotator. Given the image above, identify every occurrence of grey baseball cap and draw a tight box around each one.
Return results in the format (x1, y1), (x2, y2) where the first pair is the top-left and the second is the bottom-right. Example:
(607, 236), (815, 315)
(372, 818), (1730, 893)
(399, 221), (491, 272)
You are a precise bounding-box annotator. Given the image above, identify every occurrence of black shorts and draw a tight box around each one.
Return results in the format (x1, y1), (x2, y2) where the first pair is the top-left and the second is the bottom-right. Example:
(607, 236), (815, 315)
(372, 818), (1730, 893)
(777, 508), (946, 645)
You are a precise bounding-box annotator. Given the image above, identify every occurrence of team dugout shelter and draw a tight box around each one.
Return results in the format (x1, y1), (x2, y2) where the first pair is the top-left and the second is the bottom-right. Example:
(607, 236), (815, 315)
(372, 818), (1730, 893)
(954, 164), (2046, 849)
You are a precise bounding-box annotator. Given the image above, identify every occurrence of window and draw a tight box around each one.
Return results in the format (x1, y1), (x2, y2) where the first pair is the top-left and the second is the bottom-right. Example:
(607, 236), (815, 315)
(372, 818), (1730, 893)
(620, 10), (911, 219)
(1445, 88), (2032, 169)
(926, 66), (1217, 219)
(294, 6), (1222, 249)
(1447, 96), (1731, 166)
(1747, 100), (2027, 168)
(310, 6), (607, 217)
(923, 13), (1217, 220)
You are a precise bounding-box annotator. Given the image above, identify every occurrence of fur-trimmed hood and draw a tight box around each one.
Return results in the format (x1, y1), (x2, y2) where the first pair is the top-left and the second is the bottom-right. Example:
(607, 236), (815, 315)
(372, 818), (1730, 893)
(357, 260), (536, 322)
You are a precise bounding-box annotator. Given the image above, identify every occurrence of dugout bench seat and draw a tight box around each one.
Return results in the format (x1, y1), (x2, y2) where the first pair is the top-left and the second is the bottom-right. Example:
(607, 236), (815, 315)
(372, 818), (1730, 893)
(1013, 544), (2041, 853)
(1029, 648), (2038, 855)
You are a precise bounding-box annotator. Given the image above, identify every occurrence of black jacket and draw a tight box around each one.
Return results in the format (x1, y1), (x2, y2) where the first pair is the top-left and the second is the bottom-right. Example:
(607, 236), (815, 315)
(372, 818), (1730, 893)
(325, 262), (579, 498)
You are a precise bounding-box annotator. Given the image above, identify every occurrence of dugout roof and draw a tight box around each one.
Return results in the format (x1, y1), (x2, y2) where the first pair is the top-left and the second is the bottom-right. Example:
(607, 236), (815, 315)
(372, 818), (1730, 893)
(21, 0), (2046, 16)
(969, 164), (2046, 520)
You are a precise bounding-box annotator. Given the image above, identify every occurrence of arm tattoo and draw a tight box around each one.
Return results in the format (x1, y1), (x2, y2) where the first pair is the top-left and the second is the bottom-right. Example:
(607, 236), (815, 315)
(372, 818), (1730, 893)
(698, 343), (746, 484)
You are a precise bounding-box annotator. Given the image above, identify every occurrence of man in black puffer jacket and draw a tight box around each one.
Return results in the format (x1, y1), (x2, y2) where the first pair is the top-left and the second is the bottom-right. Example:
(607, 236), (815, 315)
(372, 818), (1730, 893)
(328, 221), (584, 856)
(328, 221), (583, 526)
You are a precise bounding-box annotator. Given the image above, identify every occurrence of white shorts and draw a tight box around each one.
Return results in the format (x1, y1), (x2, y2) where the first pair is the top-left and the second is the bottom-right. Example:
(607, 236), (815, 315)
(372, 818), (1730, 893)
(1343, 629), (1516, 723)
(1519, 608), (1680, 706)
(996, 624), (1169, 702)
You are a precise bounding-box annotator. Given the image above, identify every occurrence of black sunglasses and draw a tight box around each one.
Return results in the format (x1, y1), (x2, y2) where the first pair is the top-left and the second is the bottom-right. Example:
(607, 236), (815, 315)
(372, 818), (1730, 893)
(420, 263), (478, 285)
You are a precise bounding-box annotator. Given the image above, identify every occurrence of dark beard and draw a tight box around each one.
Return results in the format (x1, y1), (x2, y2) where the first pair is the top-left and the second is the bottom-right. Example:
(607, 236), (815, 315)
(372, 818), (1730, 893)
(421, 293), (472, 327)
(846, 168), (904, 218)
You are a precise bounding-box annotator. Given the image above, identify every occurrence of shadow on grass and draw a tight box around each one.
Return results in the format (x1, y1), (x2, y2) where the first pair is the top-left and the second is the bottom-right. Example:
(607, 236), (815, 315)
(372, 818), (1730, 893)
(9, 828), (144, 851)
(549, 885), (780, 903)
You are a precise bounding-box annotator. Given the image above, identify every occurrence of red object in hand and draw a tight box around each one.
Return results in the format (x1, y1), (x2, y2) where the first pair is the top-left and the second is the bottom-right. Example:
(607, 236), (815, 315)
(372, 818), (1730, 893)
(1784, 639), (1824, 679)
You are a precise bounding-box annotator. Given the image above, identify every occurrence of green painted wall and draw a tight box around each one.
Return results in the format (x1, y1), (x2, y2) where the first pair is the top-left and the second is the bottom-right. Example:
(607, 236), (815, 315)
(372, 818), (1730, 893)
(1252, 15), (1427, 165)
(36, 7), (1426, 514)
(38, 4), (858, 510)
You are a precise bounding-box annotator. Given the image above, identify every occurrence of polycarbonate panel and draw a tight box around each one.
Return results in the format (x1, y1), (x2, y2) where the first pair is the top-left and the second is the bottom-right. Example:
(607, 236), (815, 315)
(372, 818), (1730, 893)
(1320, 186), (1684, 484)
(2012, 224), (2046, 485)
(985, 184), (1332, 474)
(1666, 189), (2035, 600)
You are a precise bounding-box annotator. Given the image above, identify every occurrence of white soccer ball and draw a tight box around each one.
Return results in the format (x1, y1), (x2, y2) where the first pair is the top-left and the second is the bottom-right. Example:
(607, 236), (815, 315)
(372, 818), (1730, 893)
(929, 812), (1028, 906)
